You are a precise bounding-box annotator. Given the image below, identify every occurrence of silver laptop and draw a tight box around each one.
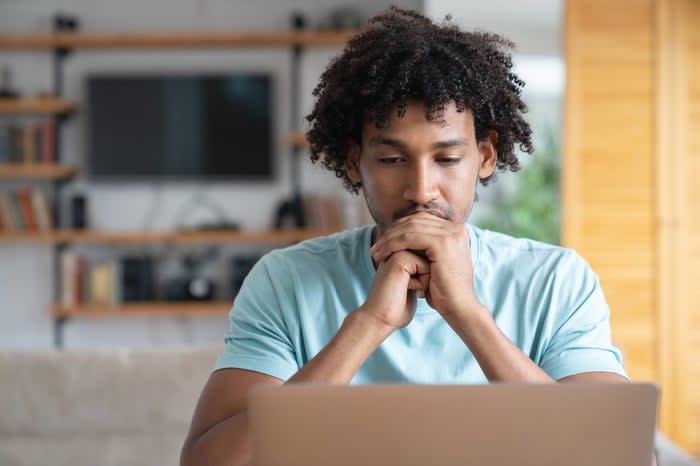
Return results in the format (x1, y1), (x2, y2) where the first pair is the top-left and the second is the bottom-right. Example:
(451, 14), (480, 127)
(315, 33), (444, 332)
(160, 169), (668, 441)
(249, 383), (658, 466)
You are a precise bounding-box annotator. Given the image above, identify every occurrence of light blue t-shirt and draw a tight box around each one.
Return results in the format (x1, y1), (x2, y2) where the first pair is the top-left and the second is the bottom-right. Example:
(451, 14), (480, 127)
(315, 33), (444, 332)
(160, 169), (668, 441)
(215, 224), (627, 383)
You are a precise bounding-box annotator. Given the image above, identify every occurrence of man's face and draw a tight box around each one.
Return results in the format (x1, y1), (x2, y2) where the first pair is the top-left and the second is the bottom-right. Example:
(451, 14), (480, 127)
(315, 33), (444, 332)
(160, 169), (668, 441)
(346, 99), (498, 237)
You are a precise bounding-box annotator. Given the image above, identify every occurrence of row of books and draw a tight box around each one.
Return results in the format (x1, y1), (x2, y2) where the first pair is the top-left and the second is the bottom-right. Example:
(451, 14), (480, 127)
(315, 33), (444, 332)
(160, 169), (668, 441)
(61, 253), (121, 308)
(0, 188), (54, 232)
(0, 119), (57, 164)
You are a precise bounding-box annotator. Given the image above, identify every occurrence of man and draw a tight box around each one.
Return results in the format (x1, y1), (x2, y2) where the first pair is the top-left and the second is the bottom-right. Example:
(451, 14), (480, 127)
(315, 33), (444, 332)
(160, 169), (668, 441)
(181, 7), (630, 466)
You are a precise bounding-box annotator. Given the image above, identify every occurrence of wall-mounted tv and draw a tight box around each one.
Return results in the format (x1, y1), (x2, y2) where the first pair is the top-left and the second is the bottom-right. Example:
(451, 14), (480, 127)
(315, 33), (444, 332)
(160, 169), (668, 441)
(86, 73), (273, 180)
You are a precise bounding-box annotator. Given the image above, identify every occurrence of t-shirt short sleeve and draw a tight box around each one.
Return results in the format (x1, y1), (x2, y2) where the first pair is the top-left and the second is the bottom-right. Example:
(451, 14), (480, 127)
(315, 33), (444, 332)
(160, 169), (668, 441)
(214, 252), (299, 381)
(539, 251), (629, 381)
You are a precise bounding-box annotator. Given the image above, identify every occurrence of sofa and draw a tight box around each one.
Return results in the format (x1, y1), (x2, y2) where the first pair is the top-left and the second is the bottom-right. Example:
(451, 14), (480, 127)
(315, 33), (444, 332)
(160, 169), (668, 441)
(0, 346), (697, 466)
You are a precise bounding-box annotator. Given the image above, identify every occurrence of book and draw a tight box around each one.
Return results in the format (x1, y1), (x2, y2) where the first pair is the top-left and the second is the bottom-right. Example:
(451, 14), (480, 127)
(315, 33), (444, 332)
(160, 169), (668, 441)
(0, 125), (10, 163)
(7, 126), (22, 163)
(0, 192), (16, 231)
(31, 189), (53, 231)
(21, 124), (37, 163)
(90, 261), (118, 306)
(6, 192), (25, 230)
(39, 118), (56, 163)
(61, 251), (84, 308)
(15, 187), (38, 231)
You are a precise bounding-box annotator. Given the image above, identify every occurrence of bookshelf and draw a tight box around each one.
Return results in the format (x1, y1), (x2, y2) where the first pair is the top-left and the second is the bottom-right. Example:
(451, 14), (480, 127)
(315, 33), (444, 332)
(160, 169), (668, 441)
(1, 25), (355, 347)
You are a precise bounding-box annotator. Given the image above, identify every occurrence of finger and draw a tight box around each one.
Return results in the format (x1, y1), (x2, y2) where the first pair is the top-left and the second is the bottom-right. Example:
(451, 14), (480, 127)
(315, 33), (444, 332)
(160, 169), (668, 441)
(373, 222), (447, 253)
(407, 272), (430, 291)
(374, 229), (466, 263)
(372, 217), (463, 256)
(392, 211), (451, 224)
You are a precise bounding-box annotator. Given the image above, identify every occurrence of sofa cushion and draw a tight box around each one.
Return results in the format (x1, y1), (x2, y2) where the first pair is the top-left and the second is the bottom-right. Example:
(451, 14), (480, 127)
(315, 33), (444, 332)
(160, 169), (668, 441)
(0, 346), (221, 436)
(0, 432), (184, 466)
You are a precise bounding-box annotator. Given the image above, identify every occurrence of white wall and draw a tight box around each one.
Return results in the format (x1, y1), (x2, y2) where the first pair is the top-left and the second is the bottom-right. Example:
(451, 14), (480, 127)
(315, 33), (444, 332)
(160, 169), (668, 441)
(424, 0), (562, 56)
(0, 0), (421, 349)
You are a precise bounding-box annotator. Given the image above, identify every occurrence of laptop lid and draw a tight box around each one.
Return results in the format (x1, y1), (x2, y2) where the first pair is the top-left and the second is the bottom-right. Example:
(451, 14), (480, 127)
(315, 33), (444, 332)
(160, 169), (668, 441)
(249, 383), (658, 466)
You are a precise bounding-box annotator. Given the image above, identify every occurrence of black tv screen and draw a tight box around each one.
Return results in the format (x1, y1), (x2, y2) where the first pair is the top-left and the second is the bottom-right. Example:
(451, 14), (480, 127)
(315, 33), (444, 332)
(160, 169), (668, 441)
(87, 74), (273, 180)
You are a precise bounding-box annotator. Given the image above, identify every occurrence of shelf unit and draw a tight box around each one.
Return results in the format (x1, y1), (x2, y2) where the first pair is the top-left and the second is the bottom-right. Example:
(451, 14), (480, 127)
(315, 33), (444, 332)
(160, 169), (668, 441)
(1, 25), (353, 347)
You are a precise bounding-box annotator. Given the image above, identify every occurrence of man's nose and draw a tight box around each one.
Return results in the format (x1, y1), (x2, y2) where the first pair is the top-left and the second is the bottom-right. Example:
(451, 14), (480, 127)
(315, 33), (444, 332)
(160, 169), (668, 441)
(403, 162), (439, 205)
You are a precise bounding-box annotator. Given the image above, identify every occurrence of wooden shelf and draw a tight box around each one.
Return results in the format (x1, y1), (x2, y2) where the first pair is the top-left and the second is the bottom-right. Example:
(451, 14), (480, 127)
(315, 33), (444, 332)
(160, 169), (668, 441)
(52, 301), (232, 318)
(0, 97), (77, 115)
(0, 163), (77, 179)
(53, 228), (337, 244)
(0, 31), (358, 49)
(0, 228), (337, 244)
(0, 231), (57, 243)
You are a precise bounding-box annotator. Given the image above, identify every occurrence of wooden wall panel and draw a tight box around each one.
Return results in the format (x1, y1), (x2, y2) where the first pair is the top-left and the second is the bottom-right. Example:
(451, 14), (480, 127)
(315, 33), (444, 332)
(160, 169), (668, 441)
(566, 0), (699, 455)
(563, 0), (656, 383)
(684, 0), (700, 455)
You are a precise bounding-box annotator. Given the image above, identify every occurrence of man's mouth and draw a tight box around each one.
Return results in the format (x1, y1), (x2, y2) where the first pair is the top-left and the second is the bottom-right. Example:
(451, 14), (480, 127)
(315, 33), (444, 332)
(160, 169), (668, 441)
(392, 204), (454, 222)
(412, 209), (449, 220)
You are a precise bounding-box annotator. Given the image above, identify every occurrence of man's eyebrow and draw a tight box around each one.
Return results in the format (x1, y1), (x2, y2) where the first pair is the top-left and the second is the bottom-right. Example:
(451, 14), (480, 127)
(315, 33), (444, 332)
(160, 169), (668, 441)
(430, 138), (469, 150)
(367, 137), (409, 150)
(367, 137), (469, 151)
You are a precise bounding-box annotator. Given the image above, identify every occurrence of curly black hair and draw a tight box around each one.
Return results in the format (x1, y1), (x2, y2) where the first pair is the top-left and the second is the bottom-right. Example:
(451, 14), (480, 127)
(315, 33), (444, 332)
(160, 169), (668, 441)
(305, 6), (533, 194)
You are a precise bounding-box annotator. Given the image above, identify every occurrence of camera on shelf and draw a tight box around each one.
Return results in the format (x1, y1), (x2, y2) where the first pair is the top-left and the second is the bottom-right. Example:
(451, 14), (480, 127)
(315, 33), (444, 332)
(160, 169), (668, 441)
(163, 248), (219, 302)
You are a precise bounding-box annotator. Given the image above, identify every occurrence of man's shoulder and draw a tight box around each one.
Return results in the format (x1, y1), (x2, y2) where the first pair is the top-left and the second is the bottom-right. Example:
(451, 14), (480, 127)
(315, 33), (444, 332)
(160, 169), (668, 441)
(472, 226), (588, 276)
(263, 225), (372, 267)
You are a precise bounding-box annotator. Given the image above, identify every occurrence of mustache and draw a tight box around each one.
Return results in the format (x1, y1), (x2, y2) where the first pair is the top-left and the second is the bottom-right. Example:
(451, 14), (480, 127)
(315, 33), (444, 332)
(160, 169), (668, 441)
(392, 202), (456, 222)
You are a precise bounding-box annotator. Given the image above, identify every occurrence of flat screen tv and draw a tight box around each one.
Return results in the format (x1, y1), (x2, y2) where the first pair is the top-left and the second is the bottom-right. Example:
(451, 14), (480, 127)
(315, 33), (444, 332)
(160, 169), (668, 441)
(86, 73), (273, 180)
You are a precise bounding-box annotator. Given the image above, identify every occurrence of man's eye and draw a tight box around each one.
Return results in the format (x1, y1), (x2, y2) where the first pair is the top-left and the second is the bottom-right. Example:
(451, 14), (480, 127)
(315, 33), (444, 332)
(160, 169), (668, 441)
(437, 157), (462, 164)
(378, 157), (403, 165)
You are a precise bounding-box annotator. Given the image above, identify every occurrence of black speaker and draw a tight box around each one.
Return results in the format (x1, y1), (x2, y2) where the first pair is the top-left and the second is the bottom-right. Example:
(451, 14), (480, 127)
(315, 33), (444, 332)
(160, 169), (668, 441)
(70, 194), (87, 229)
(120, 256), (154, 302)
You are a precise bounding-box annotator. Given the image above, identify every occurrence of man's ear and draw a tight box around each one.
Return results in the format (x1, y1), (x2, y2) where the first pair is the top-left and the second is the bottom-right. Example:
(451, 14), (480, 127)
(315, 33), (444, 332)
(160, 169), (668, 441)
(346, 143), (362, 184)
(478, 130), (498, 179)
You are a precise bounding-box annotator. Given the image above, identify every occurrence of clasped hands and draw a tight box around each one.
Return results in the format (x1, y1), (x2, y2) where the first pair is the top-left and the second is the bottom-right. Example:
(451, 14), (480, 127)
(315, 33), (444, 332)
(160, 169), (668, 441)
(362, 212), (481, 330)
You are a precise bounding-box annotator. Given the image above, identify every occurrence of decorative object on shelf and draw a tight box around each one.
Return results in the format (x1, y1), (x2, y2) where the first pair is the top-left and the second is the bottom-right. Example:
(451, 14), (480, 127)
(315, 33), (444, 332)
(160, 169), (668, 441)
(69, 193), (87, 229)
(318, 7), (365, 31)
(0, 65), (19, 99)
(164, 248), (219, 302)
(53, 12), (80, 34)
(274, 194), (306, 229)
(120, 256), (155, 302)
